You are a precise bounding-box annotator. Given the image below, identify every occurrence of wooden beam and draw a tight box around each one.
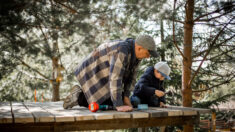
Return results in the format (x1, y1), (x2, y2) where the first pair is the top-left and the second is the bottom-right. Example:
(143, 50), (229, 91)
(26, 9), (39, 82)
(0, 116), (198, 132)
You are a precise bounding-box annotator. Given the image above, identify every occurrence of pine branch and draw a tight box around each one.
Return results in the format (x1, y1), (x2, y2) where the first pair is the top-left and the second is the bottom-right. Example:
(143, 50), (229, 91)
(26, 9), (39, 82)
(194, 93), (234, 108)
(197, 10), (234, 22)
(18, 69), (48, 82)
(193, 77), (235, 93)
(188, 17), (234, 86)
(53, 0), (77, 14)
(192, 34), (235, 58)
(15, 57), (50, 80)
(194, 3), (234, 22)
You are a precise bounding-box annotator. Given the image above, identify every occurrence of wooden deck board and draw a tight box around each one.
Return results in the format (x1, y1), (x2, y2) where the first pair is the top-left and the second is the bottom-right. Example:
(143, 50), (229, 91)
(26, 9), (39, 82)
(11, 102), (34, 123)
(0, 101), (211, 131)
(23, 102), (55, 123)
(131, 110), (149, 119)
(142, 109), (168, 117)
(167, 106), (211, 114)
(0, 102), (13, 123)
(38, 102), (76, 122)
(150, 107), (183, 116)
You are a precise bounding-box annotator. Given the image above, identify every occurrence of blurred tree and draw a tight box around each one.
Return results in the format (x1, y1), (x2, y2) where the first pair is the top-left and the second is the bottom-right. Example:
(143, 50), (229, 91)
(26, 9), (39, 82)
(0, 0), (97, 101)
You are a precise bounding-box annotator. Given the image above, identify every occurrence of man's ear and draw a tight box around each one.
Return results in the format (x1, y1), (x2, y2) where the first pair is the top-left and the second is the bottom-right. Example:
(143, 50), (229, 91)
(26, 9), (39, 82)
(135, 43), (141, 51)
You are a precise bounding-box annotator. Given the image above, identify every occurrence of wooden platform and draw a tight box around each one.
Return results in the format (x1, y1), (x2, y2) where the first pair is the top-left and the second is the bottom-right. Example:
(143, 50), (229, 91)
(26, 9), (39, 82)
(0, 101), (211, 132)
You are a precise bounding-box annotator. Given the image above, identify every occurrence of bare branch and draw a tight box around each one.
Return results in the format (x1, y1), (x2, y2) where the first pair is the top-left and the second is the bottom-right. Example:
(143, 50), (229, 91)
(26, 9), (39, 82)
(193, 4), (234, 22)
(193, 77), (235, 93)
(53, 0), (77, 14)
(188, 17), (234, 86)
(174, 19), (185, 24)
(15, 57), (50, 80)
(197, 10), (235, 22)
(173, 0), (187, 60)
(193, 34), (235, 58)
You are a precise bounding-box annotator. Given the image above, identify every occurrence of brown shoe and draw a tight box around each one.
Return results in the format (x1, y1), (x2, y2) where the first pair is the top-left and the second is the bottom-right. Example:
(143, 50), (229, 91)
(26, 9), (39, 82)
(63, 85), (82, 109)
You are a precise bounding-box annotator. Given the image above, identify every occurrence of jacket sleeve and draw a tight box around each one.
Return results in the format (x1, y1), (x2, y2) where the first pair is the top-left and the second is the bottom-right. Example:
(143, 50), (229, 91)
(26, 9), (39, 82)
(134, 74), (156, 98)
(159, 83), (166, 103)
(109, 51), (128, 107)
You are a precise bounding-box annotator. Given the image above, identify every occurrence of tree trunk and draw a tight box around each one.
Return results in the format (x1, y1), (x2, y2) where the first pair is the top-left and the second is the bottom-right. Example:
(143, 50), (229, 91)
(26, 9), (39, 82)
(51, 42), (61, 101)
(182, 0), (194, 131)
(52, 80), (60, 101)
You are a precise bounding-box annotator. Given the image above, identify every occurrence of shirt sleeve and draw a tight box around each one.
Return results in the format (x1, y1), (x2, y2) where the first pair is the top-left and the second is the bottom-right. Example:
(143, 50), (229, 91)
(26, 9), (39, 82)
(123, 62), (140, 97)
(109, 51), (128, 107)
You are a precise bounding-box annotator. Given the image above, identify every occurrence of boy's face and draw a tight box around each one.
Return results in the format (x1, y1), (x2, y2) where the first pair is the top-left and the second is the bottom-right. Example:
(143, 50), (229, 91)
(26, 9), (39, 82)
(154, 69), (165, 81)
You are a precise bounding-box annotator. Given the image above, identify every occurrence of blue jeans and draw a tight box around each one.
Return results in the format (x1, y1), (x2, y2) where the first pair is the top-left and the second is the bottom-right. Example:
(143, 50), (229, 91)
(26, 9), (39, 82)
(130, 95), (160, 107)
(130, 95), (141, 108)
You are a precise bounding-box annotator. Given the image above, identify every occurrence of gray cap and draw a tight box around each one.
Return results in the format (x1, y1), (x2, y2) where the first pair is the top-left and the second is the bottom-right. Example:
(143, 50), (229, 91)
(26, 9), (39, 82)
(135, 34), (159, 57)
(154, 62), (171, 80)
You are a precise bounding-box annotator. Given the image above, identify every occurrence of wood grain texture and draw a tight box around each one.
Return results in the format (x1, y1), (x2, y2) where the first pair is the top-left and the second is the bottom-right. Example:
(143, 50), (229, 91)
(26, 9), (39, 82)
(0, 101), (210, 131)
(0, 102), (13, 123)
(23, 102), (55, 123)
(11, 102), (34, 123)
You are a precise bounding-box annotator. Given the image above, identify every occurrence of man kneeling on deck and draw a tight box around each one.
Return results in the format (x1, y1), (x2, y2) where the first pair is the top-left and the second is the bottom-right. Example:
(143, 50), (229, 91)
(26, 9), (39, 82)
(130, 62), (171, 108)
(63, 34), (159, 112)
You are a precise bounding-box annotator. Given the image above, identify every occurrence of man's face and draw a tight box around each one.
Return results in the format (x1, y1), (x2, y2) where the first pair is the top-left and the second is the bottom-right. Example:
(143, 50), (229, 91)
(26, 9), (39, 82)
(154, 69), (165, 81)
(135, 43), (150, 59)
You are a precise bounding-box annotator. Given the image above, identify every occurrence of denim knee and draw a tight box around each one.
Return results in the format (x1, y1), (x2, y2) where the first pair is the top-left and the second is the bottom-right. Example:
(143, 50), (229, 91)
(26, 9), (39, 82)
(130, 95), (141, 108)
(149, 95), (160, 107)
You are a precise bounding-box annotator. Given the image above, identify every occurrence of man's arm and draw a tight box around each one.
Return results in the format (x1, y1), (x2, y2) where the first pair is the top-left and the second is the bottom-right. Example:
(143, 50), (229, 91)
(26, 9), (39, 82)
(123, 96), (132, 106)
(109, 50), (133, 112)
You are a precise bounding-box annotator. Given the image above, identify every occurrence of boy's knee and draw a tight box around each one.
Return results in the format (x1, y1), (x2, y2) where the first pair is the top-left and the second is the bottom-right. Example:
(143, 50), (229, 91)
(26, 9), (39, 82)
(130, 95), (141, 107)
(149, 95), (160, 107)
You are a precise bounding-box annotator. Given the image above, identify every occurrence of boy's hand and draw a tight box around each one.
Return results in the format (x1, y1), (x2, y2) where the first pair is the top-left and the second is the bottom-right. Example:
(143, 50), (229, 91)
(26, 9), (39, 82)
(155, 90), (165, 97)
(160, 102), (167, 108)
(116, 105), (133, 112)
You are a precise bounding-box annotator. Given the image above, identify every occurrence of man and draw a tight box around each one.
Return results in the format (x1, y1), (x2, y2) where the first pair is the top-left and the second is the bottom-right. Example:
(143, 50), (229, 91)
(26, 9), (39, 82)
(131, 62), (171, 108)
(63, 34), (158, 112)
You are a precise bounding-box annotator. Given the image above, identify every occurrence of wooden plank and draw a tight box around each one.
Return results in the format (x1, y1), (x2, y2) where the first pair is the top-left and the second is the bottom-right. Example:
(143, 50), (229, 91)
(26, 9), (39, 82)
(93, 111), (114, 120)
(69, 105), (95, 121)
(150, 107), (183, 116)
(69, 103), (128, 120)
(11, 102), (34, 123)
(38, 102), (75, 122)
(38, 101), (96, 122)
(131, 110), (149, 119)
(167, 105), (211, 114)
(23, 102), (55, 123)
(142, 109), (168, 117)
(165, 107), (197, 116)
(101, 110), (131, 119)
(0, 102), (13, 123)
(0, 116), (198, 132)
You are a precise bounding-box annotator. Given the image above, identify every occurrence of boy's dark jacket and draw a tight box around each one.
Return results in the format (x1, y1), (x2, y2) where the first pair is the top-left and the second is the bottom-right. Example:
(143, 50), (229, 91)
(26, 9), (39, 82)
(133, 66), (166, 104)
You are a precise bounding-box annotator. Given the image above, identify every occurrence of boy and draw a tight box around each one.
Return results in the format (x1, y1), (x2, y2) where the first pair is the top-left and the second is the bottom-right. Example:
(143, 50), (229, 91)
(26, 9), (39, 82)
(131, 62), (171, 107)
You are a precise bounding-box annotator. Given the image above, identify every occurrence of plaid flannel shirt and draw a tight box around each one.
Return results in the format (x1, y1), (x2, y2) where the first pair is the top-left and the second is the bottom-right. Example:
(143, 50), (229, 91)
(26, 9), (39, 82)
(75, 38), (140, 107)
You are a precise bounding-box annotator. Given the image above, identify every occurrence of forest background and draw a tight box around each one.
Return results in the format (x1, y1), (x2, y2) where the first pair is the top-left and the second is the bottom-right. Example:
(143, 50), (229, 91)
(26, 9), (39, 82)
(0, 0), (234, 131)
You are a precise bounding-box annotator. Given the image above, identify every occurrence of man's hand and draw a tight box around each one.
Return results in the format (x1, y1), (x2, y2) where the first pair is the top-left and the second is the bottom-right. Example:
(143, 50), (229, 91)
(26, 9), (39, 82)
(116, 105), (133, 112)
(155, 90), (165, 97)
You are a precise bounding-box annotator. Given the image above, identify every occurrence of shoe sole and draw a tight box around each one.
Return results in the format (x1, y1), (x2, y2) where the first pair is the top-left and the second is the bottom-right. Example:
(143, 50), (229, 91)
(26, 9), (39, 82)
(63, 85), (81, 109)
